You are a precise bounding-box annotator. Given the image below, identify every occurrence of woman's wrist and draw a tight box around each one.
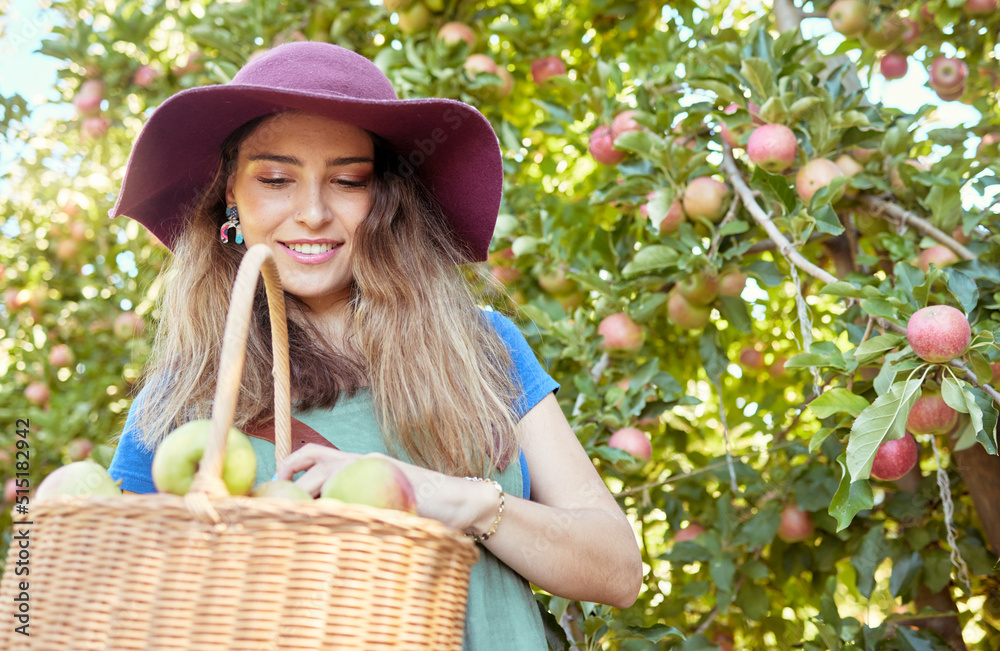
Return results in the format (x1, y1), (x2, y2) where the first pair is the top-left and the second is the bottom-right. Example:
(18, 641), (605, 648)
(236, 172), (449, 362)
(463, 477), (504, 543)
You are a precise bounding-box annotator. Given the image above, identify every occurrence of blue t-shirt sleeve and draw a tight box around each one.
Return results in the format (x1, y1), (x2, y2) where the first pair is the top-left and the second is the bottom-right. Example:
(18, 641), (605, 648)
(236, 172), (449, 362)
(484, 309), (560, 420)
(108, 384), (158, 494)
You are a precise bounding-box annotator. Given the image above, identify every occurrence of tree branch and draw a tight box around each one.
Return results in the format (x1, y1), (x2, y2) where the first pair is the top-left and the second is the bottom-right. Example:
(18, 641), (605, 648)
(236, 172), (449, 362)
(860, 195), (976, 260)
(721, 145), (839, 285)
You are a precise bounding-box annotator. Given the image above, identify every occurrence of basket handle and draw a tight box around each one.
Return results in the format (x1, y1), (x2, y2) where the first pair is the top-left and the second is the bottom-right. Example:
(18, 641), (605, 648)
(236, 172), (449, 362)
(190, 244), (291, 497)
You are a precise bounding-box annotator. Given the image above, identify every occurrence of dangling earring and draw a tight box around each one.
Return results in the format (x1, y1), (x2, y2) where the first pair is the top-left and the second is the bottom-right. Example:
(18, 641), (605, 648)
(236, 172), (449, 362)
(220, 205), (243, 244)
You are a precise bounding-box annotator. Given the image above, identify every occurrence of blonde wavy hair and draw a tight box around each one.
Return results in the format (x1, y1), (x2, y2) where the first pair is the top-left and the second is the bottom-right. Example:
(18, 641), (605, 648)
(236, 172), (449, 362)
(131, 114), (521, 477)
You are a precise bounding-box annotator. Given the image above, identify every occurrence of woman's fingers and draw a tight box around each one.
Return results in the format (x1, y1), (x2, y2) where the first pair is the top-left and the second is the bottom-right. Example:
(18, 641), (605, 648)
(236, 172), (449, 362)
(274, 443), (357, 481)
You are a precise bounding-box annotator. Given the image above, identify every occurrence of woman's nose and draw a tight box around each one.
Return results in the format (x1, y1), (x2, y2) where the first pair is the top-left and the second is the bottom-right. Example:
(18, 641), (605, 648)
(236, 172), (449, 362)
(294, 183), (332, 228)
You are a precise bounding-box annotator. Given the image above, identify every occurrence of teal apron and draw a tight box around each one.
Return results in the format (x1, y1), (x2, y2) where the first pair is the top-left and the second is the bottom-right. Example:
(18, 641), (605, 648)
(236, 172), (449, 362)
(249, 389), (548, 651)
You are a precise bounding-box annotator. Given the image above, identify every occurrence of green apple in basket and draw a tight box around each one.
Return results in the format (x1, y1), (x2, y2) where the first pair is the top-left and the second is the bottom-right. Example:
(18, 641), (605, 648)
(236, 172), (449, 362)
(152, 419), (257, 496)
(251, 479), (312, 500)
(35, 459), (123, 501)
(320, 456), (417, 514)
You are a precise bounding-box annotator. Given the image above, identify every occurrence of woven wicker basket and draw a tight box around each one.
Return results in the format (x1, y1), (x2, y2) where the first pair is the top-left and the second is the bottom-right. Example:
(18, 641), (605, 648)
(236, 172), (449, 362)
(0, 244), (480, 650)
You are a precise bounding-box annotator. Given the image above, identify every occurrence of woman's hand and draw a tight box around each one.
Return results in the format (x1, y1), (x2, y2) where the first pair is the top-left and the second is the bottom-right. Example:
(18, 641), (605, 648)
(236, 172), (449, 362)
(274, 445), (499, 535)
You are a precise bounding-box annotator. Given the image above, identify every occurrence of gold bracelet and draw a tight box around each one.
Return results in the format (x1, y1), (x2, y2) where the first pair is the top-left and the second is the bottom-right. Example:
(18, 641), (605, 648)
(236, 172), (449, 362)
(464, 477), (504, 543)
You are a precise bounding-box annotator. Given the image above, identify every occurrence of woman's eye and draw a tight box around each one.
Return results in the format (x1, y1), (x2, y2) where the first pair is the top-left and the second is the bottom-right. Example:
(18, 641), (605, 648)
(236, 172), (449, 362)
(257, 177), (287, 185)
(336, 179), (369, 188)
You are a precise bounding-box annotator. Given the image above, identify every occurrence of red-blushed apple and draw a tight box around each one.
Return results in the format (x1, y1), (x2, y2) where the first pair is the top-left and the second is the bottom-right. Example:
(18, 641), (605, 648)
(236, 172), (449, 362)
(251, 479), (312, 500)
(901, 18), (920, 44)
(777, 504), (814, 543)
(834, 153), (864, 177)
(490, 265), (522, 287)
(25, 382), (50, 406)
(964, 0), (998, 15)
(132, 65), (158, 88)
(929, 57), (968, 94)
(990, 362), (1000, 388)
(659, 200), (686, 234)
(678, 270), (719, 306)
(152, 419), (258, 496)
(827, 0), (868, 37)
(889, 158), (931, 194)
(850, 147), (877, 164)
(81, 116), (110, 140)
(589, 125), (626, 165)
(914, 244), (958, 272)
(907, 393), (958, 435)
(739, 347), (766, 371)
(437, 21), (476, 48)
(537, 267), (576, 296)
(65, 438), (93, 462)
(72, 79), (105, 116)
(35, 459), (122, 501)
(639, 192), (654, 219)
(682, 177), (731, 222)
(718, 267), (747, 297)
(464, 53), (497, 77)
(3, 478), (16, 503)
(320, 456), (417, 513)
(879, 52), (908, 80)
(747, 124), (798, 173)
(69, 221), (87, 241)
(934, 84), (966, 102)
(906, 305), (971, 363)
(667, 289), (712, 330)
(863, 13), (905, 49)
(674, 522), (706, 543)
(951, 225), (971, 246)
(711, 631), (736, 651)
(494, 66), (514, 98)
(769, 356), (787, 377)
(48, 344), (74, 368)
(598, 313), (645, 355)
(870, 432), (919, 481)
(610, 110), (641, 140)
(976, 132), (1000, 158)
(114, 311), (146, 340)
(488, 246), (515, 267)
(531, 55), (566, 84)
(608, 427), (652, 461)
(397, 3), (431, 33)
(795, 158), (845, 203)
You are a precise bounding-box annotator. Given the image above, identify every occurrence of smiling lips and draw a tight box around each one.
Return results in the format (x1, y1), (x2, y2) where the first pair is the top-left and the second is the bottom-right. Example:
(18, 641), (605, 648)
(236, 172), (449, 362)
(280, 241), (342, 264)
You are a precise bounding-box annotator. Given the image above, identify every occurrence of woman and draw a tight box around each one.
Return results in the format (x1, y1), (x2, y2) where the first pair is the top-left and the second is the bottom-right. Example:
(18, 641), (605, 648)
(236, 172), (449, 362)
(108, 41), (641, 648)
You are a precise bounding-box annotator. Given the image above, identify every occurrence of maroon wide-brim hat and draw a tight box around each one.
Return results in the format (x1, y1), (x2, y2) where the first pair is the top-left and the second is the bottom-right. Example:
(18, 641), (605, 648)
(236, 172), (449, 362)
(110, 41), (503, 262)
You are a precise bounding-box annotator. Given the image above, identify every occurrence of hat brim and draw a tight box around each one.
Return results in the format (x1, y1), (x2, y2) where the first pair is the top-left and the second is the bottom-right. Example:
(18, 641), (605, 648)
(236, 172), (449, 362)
(111, 85), (502, 262)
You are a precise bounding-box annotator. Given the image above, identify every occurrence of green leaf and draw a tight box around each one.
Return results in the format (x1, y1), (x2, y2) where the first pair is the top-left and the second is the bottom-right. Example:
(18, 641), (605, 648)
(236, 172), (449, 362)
(854, 334), (903, 364)
(850, 524), (887, 599)
(945, 269), (979, 316)
(810, 388), (871, 418)
(718, 219), (749, 236)
(750, 166), (797, 214)
(735, 582), (769, 621)
(623, 624), (685, 643)
(812, 205), (845, 235)
(821, 281), (867, 299)
(889, 551), (923, 598)
(536, 598), (571, 651)
(846, 378), (923, 481)
(709, 555), (736, 593)
(698, 326), (727, 384)
(969, 387), (999, 454)
(830, 454), (874, 531)
(859, 298), (897, 319)
(745, 260), (785, 286)
(784, 341), (847, 371)
(624, 245), (679, 276)
(921, 549), (953, 593)
(787, 97), (823, 122)
(941, 376), (969, 414)
(614, 129), (663, 158)
(740, 58), (775, 97)
(719, 296), (752, 334)
(895, 626), (954, 651)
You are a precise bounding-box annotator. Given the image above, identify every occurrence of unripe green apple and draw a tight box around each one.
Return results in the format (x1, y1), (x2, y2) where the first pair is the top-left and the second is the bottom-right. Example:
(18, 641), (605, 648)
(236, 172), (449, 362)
(827, 0), (867, 38)
(251, 479), (312, 500)
(667, 289), (711, 330)
(152, 420), (258, 496)
(320, 456), (417, 513)
(35, 459), (122, 501)
(682, 177), (731, 222)
(795, 159), (845, 203)
(678, 270), (719, 306)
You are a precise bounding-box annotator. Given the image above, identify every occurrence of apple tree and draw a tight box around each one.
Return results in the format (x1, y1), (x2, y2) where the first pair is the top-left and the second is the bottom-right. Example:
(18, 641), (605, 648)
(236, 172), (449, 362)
(1, 0), (999, 648)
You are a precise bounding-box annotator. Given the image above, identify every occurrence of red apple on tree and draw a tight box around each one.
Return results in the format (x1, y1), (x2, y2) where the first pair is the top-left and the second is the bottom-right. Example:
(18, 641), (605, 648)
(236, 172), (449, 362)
(795, 158), (845, 203)
(589, 125), (626, 166)
(718, 267), (747, 297)
(747, 124), (798, 173)
(901, 18), (920, 45)
(667, 289), (711, 330)
(608, 427), (652, 461)
(929, 57), (968, 95)
(81, 116), (111, 140)
(48, 344), (74, 368)
(598, 313), (645, 355)
(870, 433), (919, 481)
(739, 347), (766, 371)
(718, 102), (761, 148)
(682, 177), (731, 223)
(907, 393), (958, 435)
(610, 110), (641, 140)
(437, 21), (476, 48)
(914, 245), (958, 272)
(674, 522), (706, 543)
(777, 504), (814, 543)
(464, 53), (498, 77)
(114, 311), (146, 340)
(65, 438), (94, 462)
(25, 382), (50, 406)
(827, 0), (868, 38)
(659, 200), (686, 234)
(72, 79), (105, 116)
(906, 305), (971, 363)
(678, 270), (719, 306)
(132, 65), (158, 88)
(531, 56), (566, 84)
(879, 52), (908, 80)
(964, 0), (998, 16)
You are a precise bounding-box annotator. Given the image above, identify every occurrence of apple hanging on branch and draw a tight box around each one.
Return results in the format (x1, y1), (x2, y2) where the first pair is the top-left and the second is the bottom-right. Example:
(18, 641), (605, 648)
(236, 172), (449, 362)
(906, 305), (971, 364)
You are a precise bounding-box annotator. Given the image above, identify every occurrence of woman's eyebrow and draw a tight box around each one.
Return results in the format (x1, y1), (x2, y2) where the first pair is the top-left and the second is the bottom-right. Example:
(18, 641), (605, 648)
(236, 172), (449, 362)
(247, 153), (374, 167)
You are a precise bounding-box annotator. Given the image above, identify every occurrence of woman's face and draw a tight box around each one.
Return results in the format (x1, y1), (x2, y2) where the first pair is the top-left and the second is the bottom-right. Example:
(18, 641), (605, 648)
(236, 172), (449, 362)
(226, 112), (375, 318)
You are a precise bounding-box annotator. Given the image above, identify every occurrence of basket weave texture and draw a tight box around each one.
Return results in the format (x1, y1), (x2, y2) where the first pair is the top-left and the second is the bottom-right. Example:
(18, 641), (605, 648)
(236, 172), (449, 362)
(0, 245), (479, 650)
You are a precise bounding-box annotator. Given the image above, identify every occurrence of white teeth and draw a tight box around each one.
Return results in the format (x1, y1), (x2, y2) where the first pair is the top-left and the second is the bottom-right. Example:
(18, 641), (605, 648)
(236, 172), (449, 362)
(286, 242), (335, 255)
